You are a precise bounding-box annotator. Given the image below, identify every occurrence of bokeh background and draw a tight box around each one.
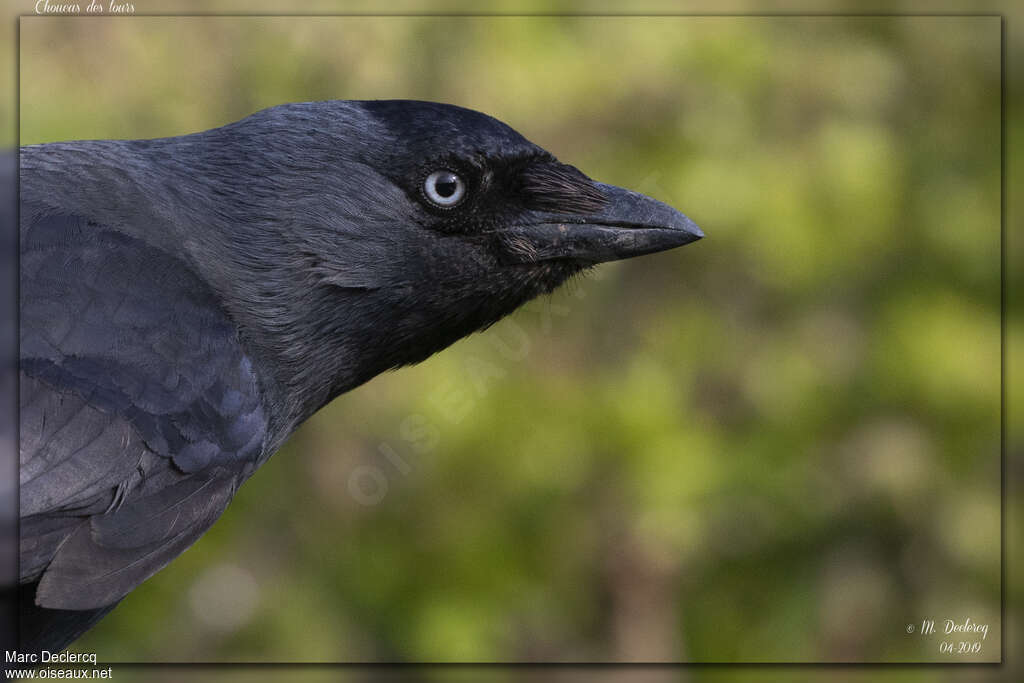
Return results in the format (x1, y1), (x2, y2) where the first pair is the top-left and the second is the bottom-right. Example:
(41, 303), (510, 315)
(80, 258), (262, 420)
(17, 9), (1006, 668)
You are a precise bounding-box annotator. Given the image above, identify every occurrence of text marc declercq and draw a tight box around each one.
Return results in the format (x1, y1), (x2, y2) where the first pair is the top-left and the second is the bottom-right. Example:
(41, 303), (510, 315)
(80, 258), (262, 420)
(5, 650), (99, 665)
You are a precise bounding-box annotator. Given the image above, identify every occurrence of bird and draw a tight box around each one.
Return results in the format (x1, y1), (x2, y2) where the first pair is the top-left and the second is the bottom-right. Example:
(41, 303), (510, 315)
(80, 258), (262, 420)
(18, 99), (703, 653)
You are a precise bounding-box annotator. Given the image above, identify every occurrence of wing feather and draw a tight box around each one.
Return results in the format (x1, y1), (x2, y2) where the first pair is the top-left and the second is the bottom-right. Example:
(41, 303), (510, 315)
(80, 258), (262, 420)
(19, 213), (269, 610)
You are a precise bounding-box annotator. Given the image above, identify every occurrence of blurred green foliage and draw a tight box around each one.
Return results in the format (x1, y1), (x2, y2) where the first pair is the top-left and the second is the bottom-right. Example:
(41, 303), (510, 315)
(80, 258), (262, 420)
(18, 12), (1004, 666)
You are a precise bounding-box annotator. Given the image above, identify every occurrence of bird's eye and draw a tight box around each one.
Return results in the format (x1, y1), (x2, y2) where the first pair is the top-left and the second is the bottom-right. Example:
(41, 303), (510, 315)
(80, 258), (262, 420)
(423, 170), (466, 208)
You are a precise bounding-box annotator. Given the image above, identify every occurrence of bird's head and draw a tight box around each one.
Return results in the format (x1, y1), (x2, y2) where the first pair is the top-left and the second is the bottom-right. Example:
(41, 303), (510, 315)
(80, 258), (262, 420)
(183, 100), (703, 421)
(354, 100), (702, 278)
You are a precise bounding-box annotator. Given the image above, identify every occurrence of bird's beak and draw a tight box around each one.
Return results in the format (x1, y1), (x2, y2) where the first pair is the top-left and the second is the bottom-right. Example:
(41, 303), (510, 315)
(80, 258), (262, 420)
(503, 183), (703, 265)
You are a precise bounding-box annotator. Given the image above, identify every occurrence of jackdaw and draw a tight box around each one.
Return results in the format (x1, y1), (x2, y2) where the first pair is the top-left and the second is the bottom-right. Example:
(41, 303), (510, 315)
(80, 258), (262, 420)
(18, 100), (702, 652)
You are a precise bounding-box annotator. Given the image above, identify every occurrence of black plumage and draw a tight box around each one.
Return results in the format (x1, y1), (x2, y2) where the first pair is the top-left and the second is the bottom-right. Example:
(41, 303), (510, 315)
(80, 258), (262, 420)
(18, 100), (702, 652)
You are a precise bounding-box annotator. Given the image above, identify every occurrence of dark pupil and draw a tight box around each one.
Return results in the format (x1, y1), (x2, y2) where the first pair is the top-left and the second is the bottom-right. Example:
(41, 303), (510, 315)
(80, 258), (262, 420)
(435, 174), (458, 198)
